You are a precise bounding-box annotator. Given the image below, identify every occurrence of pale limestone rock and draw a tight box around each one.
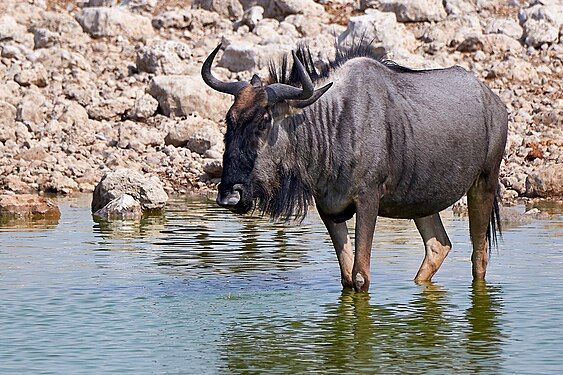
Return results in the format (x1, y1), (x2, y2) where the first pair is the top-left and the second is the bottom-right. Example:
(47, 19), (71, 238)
(75, 7), (154, 40)
(92, 168), (168, 212)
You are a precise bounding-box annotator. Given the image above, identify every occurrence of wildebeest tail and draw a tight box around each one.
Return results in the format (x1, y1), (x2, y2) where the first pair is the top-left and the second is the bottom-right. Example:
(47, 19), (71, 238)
(486, 192), (502, 252)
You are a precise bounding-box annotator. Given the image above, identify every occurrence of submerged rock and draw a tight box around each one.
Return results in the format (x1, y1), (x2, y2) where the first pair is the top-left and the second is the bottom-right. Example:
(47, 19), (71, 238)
(93, 193), (143, 220)
(91, 168), (168, 212)
(0, 194), (61, 220)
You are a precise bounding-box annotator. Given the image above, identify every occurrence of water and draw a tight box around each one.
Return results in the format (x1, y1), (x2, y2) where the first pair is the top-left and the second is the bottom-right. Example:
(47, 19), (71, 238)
(1, 196), (562, 374)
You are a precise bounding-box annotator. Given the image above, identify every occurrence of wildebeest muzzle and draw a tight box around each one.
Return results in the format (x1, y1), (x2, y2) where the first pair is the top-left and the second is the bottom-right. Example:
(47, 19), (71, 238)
(216, 183), (251, 213)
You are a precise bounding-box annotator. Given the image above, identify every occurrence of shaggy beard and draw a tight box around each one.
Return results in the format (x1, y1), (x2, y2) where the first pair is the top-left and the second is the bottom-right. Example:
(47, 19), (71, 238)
(252, 168), (313, 222)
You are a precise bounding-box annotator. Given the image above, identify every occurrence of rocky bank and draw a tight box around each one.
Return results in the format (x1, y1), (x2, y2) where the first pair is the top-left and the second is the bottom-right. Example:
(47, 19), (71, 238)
(0, 0), (561, 202)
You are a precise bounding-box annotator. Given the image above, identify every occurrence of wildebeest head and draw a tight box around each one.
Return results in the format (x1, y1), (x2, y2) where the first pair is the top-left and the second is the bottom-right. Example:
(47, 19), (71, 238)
(201, 44), (332, 218)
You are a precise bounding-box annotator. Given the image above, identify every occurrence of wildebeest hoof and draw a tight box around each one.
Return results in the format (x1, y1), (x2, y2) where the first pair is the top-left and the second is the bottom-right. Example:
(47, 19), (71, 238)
(341, 277), (354, 289)
(354, 273), (368, 292)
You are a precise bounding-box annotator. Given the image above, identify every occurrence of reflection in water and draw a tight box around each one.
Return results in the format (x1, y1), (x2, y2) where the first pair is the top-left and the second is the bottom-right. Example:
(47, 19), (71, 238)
(0, 217), (60, 230)
(222, 283), (504, 373)
(466, 281), (504, 374)
(93, 214), (167, 240)
(149, 198), (313, 275)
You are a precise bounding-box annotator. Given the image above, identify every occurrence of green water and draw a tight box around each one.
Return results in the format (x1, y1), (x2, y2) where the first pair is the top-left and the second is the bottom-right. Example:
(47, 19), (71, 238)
(1, 196), (562, 374)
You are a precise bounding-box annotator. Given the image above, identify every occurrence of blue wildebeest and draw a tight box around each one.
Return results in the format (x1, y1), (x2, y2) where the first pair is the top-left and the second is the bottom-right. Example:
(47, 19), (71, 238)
(202, 43), (507, 292)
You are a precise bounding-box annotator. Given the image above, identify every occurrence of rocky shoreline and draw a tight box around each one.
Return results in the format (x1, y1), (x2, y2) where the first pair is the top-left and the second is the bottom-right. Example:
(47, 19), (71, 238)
(0, 0), (561, 205)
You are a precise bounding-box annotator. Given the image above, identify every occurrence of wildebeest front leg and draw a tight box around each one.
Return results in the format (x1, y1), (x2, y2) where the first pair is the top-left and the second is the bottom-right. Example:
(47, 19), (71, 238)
(413, 214), (452, 283)
(318, 210), (354, 289)
(353, 198), (379, 292)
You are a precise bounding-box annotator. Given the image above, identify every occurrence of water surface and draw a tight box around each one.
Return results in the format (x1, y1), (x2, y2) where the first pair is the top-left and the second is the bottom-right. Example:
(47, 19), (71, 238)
(1, 196), (562, 374)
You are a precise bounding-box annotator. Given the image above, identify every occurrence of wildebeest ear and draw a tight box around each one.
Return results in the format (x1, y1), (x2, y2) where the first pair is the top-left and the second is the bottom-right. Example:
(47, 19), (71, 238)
(288, 82), (333, 109)
(251, 74), (262, 87)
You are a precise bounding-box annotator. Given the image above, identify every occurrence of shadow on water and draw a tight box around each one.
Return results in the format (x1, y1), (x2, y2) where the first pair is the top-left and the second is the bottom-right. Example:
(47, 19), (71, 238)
(221, 282), (504, 373)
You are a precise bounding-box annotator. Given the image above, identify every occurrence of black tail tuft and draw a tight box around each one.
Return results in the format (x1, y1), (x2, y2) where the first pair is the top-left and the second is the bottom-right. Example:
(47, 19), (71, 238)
(486, 193), (502, 253)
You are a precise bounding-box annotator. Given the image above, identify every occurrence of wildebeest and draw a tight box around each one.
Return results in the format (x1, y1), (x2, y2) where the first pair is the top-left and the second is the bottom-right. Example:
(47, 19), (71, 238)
(201, 42), (508, 292)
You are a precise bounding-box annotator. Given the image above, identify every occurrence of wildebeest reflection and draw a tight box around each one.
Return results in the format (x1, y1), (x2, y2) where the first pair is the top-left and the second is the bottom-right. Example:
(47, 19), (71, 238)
(221, 283), (504, 372)
(202, 42), (507, 292)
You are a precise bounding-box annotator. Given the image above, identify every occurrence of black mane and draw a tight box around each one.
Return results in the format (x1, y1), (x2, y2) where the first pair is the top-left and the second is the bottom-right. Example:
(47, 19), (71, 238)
(268, 40), (417, 86)
(253, 165), (313, 223)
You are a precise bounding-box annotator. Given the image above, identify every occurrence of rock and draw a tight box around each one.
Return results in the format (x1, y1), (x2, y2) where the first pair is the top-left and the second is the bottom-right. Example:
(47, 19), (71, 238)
(443, 0), (477, 15)
(525, 165), (563, 198)
(47, 171), (79, 194)
(93, 194), (143, 220)
(359, 0), (380, 10)
(241, 6), (264, 30)
(121, 0), (158, 12)
(218, 43), (257, 72)
(456, 32), (484, 52)
(523, 19), (560, 47)
(33, 28), (60, 49)
(484, 19), (523, 40)
(520, 3), (563, 47)
(84, 0), (115, 6)
(192, 0), (244, 19)
(58, 101), (89, 126)
(1, 45), (23, 59)
(185, 122), (223, 155)
(16, 92), (46, 125)
(117, 120), (164, 149)
(0, 194), (60, 220)
(14, 64), (49, 87)
(0, 15), (27, 42)
(128, 93), (158, 120)
(338, 9), (417, 55)
(75, 7), (154, 40)
(0, 101), (17, 131)
(239, 0), (324, 18)
(87, 98), (132, 121)
(482, 34), (522, 53)
(284, 14), (323, 37)
(136, 40), (192, 75)
(489, 57), (538, 82)
(164, 115), (222, 154)
(525, 207), (541, 215)
(203, 159), (223, 177)
(452, 195), (468, 216)
(92, 168), (168, 212)
(148, 75), (230, 121)
(380, 0), (447, 22)
(204, 148), (223, 160)
(15, 146), (48, 161)
(152, 9), (193, 29)
(2, 175), (32, 194)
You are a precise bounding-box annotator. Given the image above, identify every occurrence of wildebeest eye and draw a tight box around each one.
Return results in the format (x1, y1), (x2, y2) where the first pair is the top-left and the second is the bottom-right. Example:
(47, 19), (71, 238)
(257, 112), (271, 131)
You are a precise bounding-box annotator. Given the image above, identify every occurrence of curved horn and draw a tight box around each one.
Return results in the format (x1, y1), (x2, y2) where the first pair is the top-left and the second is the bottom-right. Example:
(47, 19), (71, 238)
(265, 51), (315, 104)
(201, 44), (248, 96)
(288, 82), (333, 109)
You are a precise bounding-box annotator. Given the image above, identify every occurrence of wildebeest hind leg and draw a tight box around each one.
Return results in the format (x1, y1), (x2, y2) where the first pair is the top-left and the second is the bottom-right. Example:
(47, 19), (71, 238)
(467, 172), (498, 280)
(413, 213), (451, 283)
(318, 210), (354, 289)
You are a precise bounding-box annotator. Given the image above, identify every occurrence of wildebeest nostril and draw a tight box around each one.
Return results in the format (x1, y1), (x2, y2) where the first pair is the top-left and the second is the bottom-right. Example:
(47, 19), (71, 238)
(232, 184), (244, 195)
(217, 188), (241, 207)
